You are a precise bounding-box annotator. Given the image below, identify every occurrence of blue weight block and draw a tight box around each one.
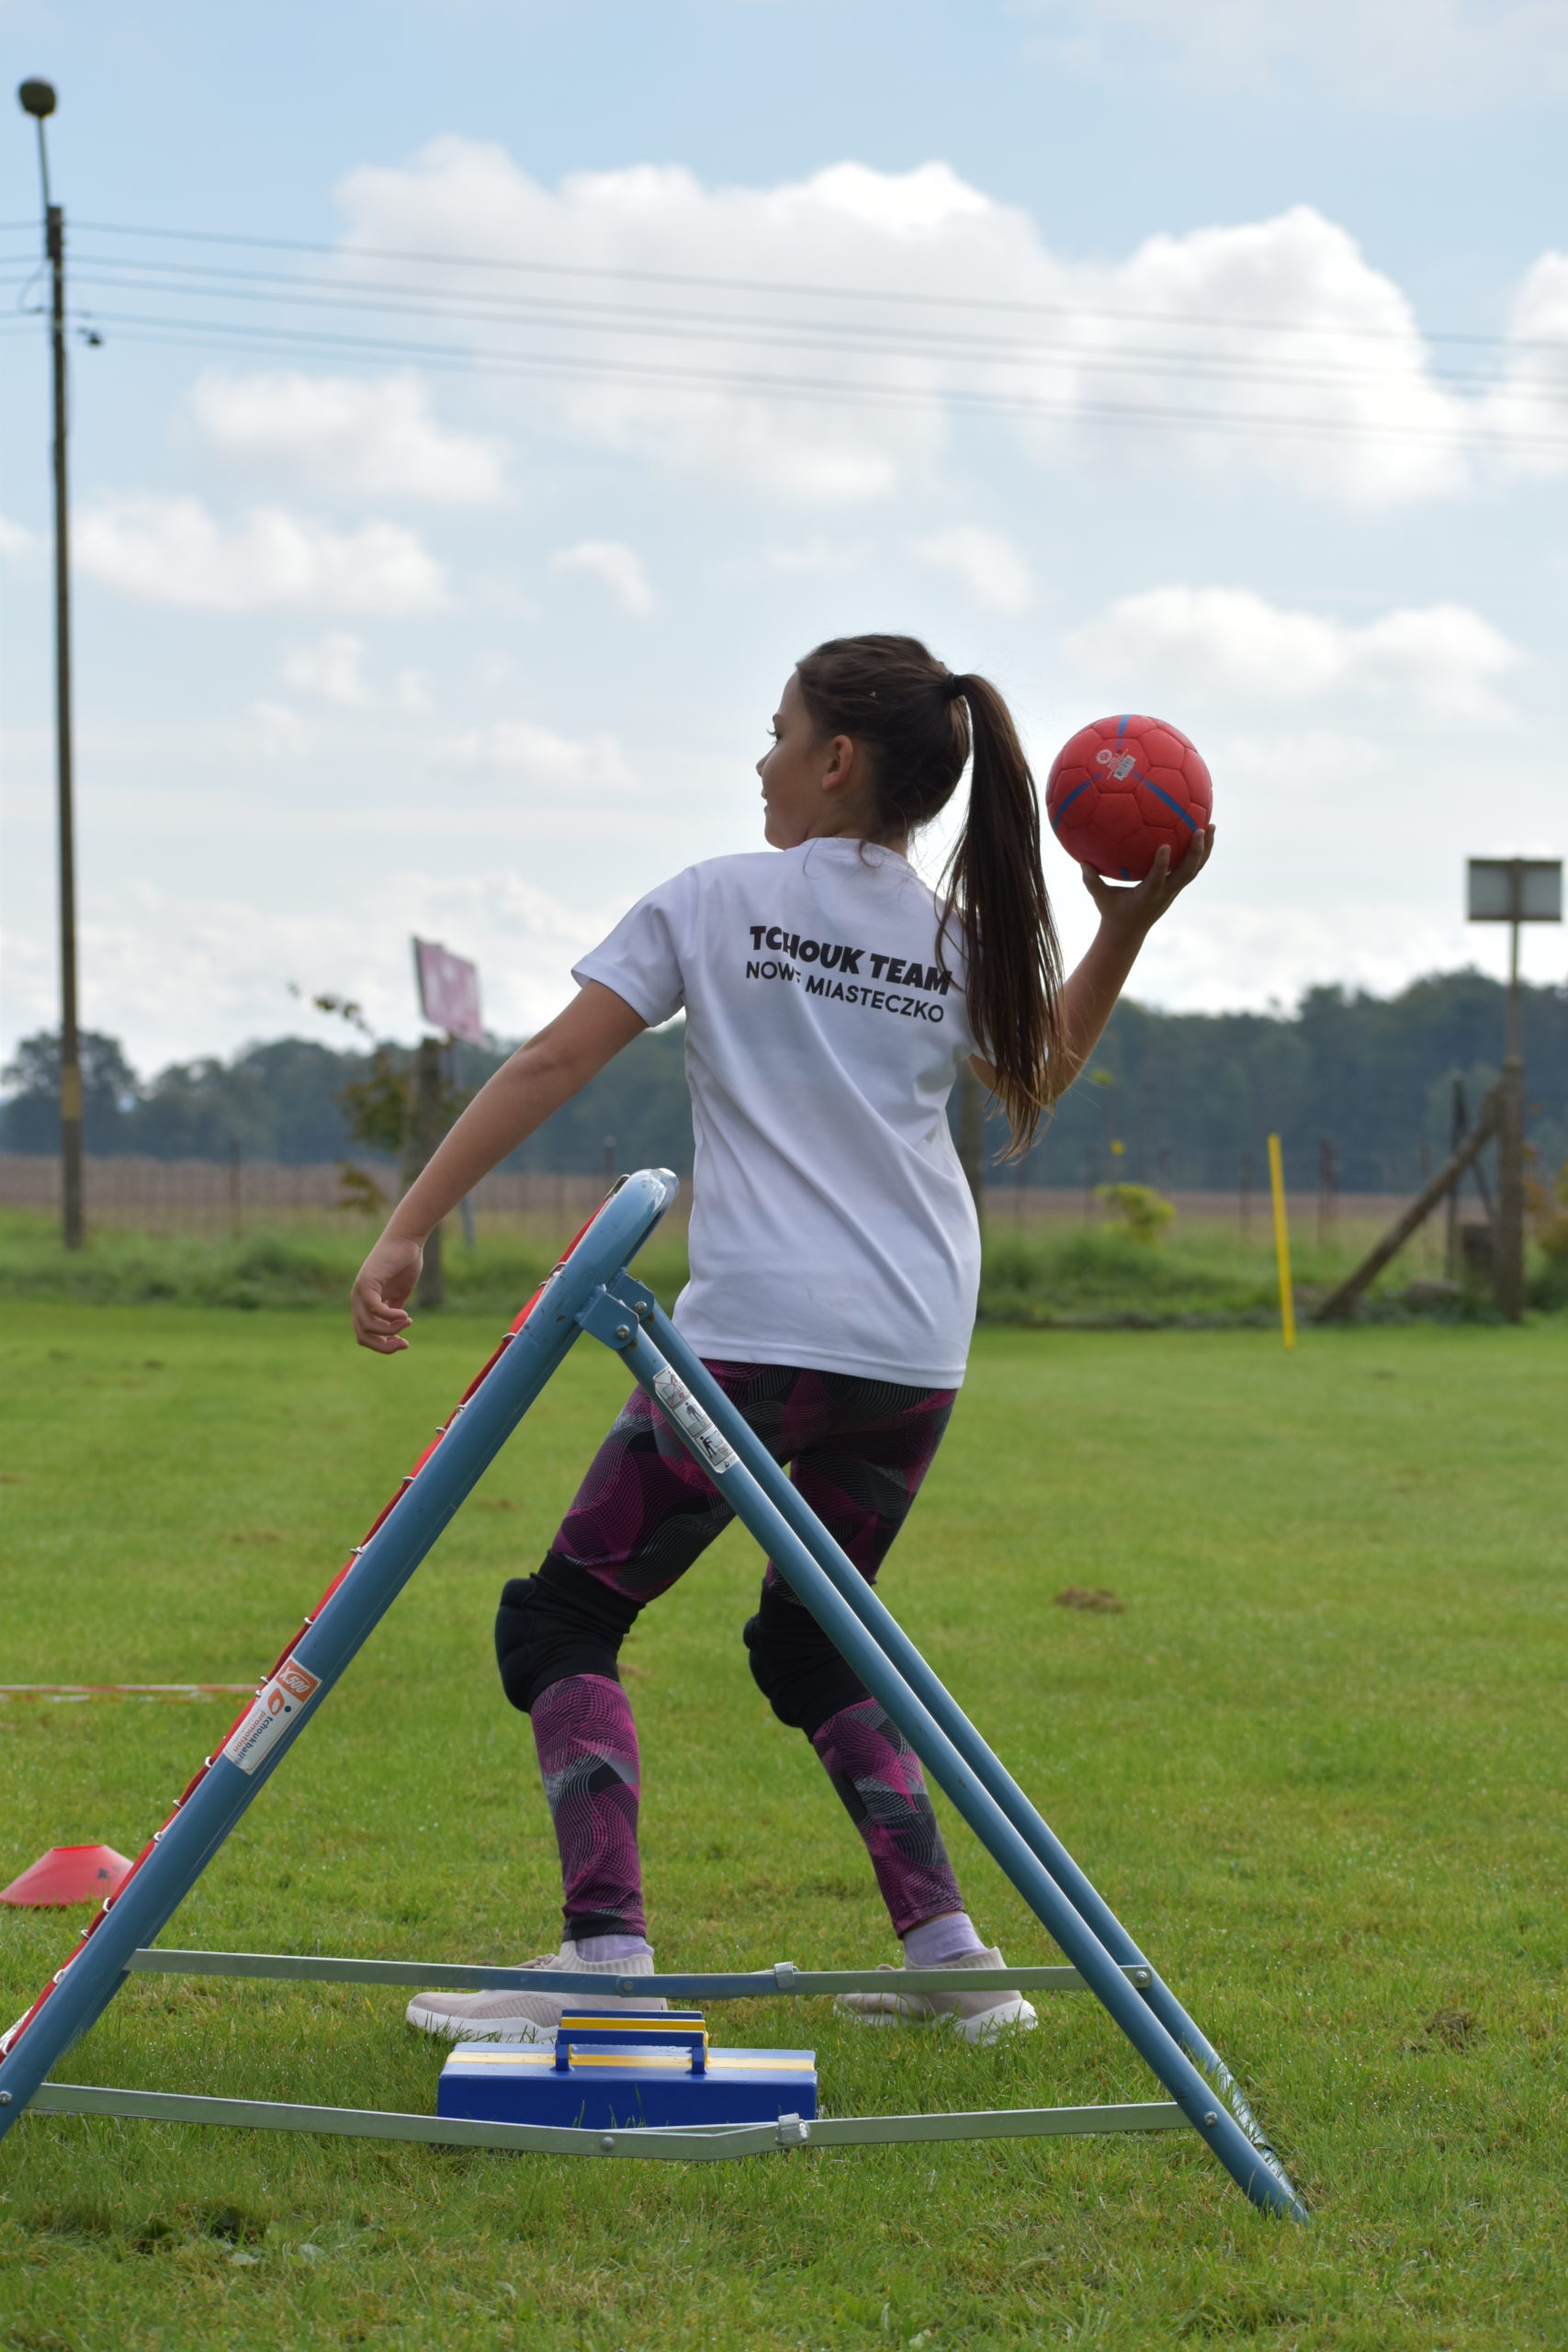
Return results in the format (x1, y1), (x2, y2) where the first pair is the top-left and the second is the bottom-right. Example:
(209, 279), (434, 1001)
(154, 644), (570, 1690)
(437, 2008), (818, 2130)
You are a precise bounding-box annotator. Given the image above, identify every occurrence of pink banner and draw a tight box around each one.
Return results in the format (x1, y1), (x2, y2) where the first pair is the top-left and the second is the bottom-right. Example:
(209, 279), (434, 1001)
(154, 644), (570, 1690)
(412, 938), (485, 1044)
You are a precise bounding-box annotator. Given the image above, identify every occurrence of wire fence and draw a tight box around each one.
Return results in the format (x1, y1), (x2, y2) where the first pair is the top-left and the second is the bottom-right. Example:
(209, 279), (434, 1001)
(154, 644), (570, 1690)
(0, 1154), (680, 1241)
(0, 1152), (1427, 1253)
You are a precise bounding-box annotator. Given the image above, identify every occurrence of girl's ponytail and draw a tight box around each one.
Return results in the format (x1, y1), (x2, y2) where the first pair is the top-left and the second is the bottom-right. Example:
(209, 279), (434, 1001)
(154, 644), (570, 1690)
(939, 673), (1064, 1155)
(795, 633), (1064, 1157)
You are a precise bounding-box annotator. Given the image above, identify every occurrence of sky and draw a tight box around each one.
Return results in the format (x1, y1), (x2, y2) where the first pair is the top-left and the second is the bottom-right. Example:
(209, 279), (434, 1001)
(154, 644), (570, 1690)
(2, 0), (1565, 1075)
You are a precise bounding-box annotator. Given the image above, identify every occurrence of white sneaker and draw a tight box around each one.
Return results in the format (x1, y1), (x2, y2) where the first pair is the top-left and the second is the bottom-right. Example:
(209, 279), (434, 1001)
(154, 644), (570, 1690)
(405, 1944), (666, 2044)
(836, 1944), (1037, 2045)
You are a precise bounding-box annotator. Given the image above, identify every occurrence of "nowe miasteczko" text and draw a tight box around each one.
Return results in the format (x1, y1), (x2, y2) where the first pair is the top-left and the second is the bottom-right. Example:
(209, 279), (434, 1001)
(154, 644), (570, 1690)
(744, 927), (953, 1021)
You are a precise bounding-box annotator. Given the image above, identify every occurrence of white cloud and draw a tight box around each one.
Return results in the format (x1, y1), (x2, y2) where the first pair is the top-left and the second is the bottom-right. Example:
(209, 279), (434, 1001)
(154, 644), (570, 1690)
(1029, 0), (1568, 107)
(282, 632), (372, 707)
(917, 526), (1033, 614)
(550, 538), (655, 616)
(332, 145), (969, 502)
(247, 699), (312, 756)
(1062, 586), (1522, 721)
(324, 145), (1556, 505)
(1, 873), (615, 1072)
(1027, 206), (1470, 503)
(761, 538), (867, 575)
(0, 514), (42, 561)
(280, 635), (434, 713)
(75, 497), (447, 614)
(1126, 896), (1475, 1014)
(189, 371), (509, 504)
(446, 718), (638, 795)
(1483, 252), (1568, 480)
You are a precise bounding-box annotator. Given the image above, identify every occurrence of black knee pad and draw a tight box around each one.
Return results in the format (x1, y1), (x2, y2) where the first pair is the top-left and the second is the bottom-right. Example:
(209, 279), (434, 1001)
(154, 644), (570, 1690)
(743, 1575), (868, 1737)
(495, 1551), (641, 1714)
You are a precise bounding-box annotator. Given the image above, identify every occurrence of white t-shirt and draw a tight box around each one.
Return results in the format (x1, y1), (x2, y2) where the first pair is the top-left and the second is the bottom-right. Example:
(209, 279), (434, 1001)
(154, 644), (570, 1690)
(573, 837), (980, 1388)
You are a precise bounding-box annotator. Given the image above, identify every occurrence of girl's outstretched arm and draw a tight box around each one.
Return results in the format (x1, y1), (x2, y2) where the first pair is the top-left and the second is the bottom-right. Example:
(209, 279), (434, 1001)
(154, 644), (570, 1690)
(351, 980), (647, 1353)
(969, 828), (1212, 1102)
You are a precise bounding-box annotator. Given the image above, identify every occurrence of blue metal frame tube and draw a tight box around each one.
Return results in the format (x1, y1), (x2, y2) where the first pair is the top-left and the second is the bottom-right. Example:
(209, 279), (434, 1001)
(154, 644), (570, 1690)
(0, 1174), (679, 2143)
(586, 1297), (1305, 2222)
(636, 1293), (1292, 2192)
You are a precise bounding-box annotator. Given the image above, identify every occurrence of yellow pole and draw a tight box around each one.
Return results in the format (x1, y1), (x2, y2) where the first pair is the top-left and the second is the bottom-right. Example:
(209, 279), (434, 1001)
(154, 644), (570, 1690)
(1267, 1133), (1296, 1351)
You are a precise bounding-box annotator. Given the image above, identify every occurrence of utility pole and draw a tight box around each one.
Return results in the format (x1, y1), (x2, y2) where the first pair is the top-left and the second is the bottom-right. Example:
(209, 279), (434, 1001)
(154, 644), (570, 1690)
(18, 78), (84, 1250)
(1495, 918), (1526, 1321)
(1466, 858), (1562, 1323)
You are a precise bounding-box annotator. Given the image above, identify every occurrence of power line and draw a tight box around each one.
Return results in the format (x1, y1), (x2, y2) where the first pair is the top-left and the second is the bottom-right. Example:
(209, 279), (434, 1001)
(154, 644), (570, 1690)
(6, 249), (1563, 418)
(72, 213), (1562, 356)
(8, 214), (1562, 457)
(28, 251), (1562, 399)
(80, 308), (1568, 453)
(23, 275), (1539, 406)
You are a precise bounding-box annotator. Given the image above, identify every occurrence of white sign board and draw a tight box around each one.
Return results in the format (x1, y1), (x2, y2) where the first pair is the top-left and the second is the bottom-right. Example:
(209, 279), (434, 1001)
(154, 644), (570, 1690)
(412, 938), (485, 1044)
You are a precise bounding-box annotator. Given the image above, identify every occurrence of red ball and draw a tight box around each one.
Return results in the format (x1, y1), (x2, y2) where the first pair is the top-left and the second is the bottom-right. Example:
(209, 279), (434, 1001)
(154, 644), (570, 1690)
(1044, 715), (1213, 882)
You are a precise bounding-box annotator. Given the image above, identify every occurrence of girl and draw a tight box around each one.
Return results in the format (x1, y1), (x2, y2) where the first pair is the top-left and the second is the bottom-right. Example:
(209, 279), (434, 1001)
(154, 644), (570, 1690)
(352, 634), (1209, 2045)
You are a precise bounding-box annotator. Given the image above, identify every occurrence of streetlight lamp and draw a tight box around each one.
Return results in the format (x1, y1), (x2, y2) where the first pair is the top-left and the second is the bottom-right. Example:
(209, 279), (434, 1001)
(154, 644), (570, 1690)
(17, 75), (84, 1250)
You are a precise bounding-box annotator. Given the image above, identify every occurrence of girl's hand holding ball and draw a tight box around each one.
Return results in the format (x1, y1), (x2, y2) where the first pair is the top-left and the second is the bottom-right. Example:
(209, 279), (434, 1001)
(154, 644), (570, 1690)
(1080, 822), (1213, 938)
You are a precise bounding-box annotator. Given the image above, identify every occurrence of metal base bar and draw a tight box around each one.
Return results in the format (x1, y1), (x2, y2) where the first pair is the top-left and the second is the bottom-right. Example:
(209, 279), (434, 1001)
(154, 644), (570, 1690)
(126, 1949), (1151, 1997)
(27, 2080), (1186, 2159)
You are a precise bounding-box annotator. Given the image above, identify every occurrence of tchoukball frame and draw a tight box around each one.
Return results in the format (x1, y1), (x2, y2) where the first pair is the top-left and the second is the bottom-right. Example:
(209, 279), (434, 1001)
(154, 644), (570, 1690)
(0, 1170), (1307, 2220)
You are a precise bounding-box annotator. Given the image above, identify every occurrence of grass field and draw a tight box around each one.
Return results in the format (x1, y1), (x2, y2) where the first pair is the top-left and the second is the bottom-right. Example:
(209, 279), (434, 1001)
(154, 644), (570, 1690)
(1, 1301), (1565, 2349)
(6, 1203), (1556, 1325)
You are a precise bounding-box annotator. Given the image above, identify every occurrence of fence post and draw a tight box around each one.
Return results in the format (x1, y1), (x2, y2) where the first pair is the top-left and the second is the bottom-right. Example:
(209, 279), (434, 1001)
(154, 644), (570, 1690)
(1444, 1080), (1465, 1278)
(1316, 1137), (1336, 1254)
(403, 1037), (446, 1308)
(1239, 1148), (1253, 1245)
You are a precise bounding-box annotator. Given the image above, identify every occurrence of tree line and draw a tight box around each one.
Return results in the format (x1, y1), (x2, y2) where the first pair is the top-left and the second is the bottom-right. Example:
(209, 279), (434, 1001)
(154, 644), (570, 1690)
(2, 967), (1564, 1193)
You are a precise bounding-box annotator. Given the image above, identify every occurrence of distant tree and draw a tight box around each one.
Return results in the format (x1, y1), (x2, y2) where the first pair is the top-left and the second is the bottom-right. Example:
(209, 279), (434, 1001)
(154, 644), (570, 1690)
(218, 1039), (376, 1165)
(123, 1055), (272, 1161)
(0, 1030), (140, 1153)
(5, 971), (1561, 1195)
(303, 993), (473, 1213)
(491, 1023), (694, 1176)
(1022, 970), (1567, 1193)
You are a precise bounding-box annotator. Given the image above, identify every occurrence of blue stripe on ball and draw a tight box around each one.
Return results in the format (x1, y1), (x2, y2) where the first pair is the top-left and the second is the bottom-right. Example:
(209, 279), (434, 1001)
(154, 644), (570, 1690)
(1134, 773), (1196, 831)
(1048, 776), (1093, 831)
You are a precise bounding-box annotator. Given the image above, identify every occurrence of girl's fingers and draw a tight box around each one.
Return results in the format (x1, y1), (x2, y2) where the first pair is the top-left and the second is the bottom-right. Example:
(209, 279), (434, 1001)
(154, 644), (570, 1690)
(351, 1278), (415, 1351)
(355, 1317), (411, 1352)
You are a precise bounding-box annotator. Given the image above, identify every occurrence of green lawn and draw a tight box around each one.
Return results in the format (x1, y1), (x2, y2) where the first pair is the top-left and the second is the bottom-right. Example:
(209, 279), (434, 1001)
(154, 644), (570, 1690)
(1, 1303), (1564, 2350)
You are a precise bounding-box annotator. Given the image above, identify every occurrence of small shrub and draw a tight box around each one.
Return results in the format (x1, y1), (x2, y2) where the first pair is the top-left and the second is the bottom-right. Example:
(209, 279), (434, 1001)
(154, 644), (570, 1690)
(1096, 1181), (1175, 1243)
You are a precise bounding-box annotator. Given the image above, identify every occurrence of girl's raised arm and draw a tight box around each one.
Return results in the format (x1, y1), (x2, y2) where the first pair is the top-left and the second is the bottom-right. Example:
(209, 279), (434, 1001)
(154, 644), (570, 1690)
(351, 980), (648, 1353)
(969, 829), (1213, 1102)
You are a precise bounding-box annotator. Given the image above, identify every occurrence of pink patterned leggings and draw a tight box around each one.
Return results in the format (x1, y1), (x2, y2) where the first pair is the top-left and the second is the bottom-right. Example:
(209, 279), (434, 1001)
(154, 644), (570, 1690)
(499, 1362), (965, 1944)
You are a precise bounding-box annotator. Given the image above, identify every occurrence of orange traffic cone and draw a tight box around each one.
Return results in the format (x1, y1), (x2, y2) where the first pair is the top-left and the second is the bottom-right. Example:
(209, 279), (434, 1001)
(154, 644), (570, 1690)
(0, 1845), (133, 1906)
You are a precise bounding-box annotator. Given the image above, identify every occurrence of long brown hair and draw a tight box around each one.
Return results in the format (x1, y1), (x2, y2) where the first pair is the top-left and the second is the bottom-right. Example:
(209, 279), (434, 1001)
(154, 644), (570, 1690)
(794, 632), (1064, 1155)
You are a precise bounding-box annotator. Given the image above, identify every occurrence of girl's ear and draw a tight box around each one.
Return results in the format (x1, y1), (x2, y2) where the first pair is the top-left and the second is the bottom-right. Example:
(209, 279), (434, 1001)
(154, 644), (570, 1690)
(820, 732), (857, 794)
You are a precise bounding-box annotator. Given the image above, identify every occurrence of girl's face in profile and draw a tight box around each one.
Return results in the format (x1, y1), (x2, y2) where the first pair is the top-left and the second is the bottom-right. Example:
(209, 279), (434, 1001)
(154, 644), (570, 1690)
(756, 672), (820, 849)
(756, 671), (859, 849)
